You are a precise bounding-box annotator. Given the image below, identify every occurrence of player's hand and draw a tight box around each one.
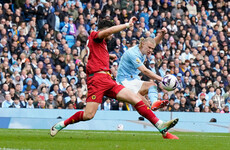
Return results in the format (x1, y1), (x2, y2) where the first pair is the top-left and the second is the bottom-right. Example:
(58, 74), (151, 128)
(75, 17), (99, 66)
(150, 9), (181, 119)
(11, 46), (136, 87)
(128, 17), (138, 27)
(159, 82), (167, 93)
(161, 27), (167, 34)
(160, 77), (163, 82)
(109, 54), (117, 60)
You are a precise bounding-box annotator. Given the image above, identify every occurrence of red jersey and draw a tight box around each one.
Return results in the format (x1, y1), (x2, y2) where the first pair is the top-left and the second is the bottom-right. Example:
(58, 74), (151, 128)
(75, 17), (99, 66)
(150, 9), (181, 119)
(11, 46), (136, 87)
(86, 31), (110, 75)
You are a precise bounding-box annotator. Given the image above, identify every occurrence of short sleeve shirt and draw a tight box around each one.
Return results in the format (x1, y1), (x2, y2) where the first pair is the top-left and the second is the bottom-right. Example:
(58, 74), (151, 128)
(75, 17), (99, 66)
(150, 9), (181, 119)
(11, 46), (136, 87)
(116, 45), (146, 83)
(86, 31), (110, 75)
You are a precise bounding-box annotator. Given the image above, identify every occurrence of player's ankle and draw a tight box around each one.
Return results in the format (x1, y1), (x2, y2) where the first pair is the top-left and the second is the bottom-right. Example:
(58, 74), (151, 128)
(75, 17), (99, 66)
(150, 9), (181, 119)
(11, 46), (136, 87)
(155, 120), (164, 129)
(162, 131), (167, 136)
(63, 120), (68, 127)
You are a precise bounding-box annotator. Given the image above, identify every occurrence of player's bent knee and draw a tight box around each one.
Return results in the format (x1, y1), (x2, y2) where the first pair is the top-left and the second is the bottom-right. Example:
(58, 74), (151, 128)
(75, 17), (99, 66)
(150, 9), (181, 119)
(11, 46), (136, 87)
(138, 90), (146, 96)
(139, 82), (154, 95)
(143, 82), (156, 90)
(144, 82), (156, 88)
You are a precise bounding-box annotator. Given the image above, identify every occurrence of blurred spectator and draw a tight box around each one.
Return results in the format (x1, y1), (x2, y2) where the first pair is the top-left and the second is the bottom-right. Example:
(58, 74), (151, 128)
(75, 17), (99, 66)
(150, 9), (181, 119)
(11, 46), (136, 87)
(110, 46), (122, 63)
(38, 100), (46, 109)
(9, 98), (21, 108)
(65, 95), (77, 109)
(37, 23), (49, 40)
(1, 92), (13, 108)
(167, 98), (174, 111)
(220, 105), (230, 113)
(56, 95), (65, 109)
(194, 106), (200, 112)
(212, 88), (225, 109)
(37, 0), (48, 30)
(179, 97), (190, 112)
(22, 78), (36, 92)
(26, 96), (34, 109)
(103, 97), (111, 111)
(172, 102), (180, 112)
(19, 93), (27, 108)
(118, 101), (127, 111)
(198, 98), (207, 112)
(186, 0), (197, 16)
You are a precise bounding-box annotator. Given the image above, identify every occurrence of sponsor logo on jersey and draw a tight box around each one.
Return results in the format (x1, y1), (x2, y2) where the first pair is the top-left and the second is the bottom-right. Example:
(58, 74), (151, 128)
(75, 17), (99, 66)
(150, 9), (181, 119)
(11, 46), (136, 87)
(92, 95), (96, 100)
(136, 58), (141, 64)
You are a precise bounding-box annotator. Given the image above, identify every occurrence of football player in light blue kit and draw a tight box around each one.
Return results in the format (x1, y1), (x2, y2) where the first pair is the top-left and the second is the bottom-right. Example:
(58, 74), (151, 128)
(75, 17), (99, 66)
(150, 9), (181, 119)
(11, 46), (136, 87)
(117, 28), (168, 110)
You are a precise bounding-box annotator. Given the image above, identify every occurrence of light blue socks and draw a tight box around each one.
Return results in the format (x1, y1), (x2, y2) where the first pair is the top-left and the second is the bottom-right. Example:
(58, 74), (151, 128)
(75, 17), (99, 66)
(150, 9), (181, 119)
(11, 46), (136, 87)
(148, 85), (158, 104)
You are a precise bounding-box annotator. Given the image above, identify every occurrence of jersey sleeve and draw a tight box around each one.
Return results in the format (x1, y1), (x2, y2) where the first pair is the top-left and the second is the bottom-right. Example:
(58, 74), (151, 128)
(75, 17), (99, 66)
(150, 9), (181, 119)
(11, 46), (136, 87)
(128, 52), (144, 69)
(90, 31), (99, 39)
(91, 31), (103, 43)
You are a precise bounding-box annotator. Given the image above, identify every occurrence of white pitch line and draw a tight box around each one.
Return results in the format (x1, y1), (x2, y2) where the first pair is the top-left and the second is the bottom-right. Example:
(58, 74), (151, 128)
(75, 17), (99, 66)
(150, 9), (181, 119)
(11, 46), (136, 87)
(61, 130), (230, 138)
(5, 129), (230, 138)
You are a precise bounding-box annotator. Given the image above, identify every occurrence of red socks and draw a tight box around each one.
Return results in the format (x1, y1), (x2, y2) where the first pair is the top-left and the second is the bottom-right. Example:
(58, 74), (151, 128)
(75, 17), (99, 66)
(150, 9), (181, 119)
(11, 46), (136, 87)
(64, 111), (84, 126)
(134, 101), (159, 125)
(64, 101), (159, 127)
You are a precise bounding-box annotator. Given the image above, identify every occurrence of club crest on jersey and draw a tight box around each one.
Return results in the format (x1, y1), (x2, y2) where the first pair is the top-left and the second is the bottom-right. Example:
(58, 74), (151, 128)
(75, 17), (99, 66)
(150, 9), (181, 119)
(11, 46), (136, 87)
(136, 58), (141, 64)
(92, 95), (96, 100)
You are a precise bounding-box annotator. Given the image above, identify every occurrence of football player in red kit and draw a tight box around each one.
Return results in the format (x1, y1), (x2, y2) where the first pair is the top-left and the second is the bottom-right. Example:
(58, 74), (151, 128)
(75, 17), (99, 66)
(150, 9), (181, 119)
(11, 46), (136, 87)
(50, 17), (179, 139)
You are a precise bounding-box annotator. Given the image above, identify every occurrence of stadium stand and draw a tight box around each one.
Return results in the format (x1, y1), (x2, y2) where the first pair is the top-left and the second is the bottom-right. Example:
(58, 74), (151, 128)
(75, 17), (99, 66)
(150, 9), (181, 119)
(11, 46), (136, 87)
(0, 0), (229, 113)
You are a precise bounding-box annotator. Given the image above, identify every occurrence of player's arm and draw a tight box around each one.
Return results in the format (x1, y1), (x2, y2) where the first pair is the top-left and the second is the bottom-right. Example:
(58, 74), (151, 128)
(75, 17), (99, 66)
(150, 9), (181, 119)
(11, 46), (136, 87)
(154, 27), (167, 45)
(97, 17), (137, 39)
(138, 65), (163, 82)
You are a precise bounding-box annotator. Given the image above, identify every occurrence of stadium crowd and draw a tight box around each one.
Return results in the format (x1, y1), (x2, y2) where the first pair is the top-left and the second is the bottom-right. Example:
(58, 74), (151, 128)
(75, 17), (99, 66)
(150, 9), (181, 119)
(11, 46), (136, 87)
(0, 0), (229, 113)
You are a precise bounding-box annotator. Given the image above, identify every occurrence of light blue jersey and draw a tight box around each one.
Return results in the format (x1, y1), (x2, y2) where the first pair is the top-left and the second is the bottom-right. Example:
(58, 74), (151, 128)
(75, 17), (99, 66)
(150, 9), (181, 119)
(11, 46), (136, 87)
(116, 45), (146, 83)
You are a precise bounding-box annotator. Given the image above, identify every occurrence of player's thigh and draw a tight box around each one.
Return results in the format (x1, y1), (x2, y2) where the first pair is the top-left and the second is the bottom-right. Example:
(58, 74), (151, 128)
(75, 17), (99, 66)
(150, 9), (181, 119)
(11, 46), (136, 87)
(121, 79), (144, 94)
(139, 81), (156, 95)
(83, 102), (100, 120)
(116, 88), (141, 105)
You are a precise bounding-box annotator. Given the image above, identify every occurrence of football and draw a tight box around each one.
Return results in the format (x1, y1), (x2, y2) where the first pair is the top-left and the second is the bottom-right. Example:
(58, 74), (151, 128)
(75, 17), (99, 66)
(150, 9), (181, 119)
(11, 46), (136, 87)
(117, 124), (124, 131)
(161, 75), (179, 91)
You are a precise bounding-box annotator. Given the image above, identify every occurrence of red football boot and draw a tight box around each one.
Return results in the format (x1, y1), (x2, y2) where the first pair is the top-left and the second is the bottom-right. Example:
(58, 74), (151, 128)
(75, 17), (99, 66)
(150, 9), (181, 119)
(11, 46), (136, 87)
(162, 132), (179, 139)
(151, 100), (169, 111)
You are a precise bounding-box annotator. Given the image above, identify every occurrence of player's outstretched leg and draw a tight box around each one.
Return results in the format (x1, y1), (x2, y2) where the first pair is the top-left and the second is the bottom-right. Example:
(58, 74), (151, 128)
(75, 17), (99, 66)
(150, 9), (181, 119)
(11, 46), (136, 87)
(134, 101), (179, 137)
(50, 102), (99, 137)
(117, 88), (179, 139)
(50, 111), (84, 137)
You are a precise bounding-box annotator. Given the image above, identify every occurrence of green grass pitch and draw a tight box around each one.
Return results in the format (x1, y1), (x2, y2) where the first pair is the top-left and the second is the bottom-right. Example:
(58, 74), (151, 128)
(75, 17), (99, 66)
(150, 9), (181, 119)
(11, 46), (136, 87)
(0, 129), (229, 150)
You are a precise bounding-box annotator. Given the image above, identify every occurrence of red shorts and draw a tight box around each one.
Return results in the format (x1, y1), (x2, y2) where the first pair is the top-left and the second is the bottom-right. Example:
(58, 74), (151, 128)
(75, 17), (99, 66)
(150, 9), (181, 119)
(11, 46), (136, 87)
(86, 73), (125, 103)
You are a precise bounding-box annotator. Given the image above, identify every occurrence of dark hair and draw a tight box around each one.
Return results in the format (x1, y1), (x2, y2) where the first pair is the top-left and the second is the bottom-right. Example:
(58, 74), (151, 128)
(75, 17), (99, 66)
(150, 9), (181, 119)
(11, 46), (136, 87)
(77, 84), (82, 88)
(53, 84), (59, 88)
(97, 19), (115, 30)
(78, 64), (84, 68)
(41, 86), (46, 91)
(27, 96), (34, 101)
(81, 95), (87, 99)
(202, 98), (206, 101)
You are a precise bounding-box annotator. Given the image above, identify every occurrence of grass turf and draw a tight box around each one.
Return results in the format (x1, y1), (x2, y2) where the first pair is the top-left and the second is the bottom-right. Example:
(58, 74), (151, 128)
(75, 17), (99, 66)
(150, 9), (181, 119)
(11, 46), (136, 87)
(0, 129), (229, 150)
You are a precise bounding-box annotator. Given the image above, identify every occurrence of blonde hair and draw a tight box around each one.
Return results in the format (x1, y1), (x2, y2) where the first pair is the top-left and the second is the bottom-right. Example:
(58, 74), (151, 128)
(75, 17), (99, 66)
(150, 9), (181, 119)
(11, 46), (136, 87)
(139, 37), (156, 48)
